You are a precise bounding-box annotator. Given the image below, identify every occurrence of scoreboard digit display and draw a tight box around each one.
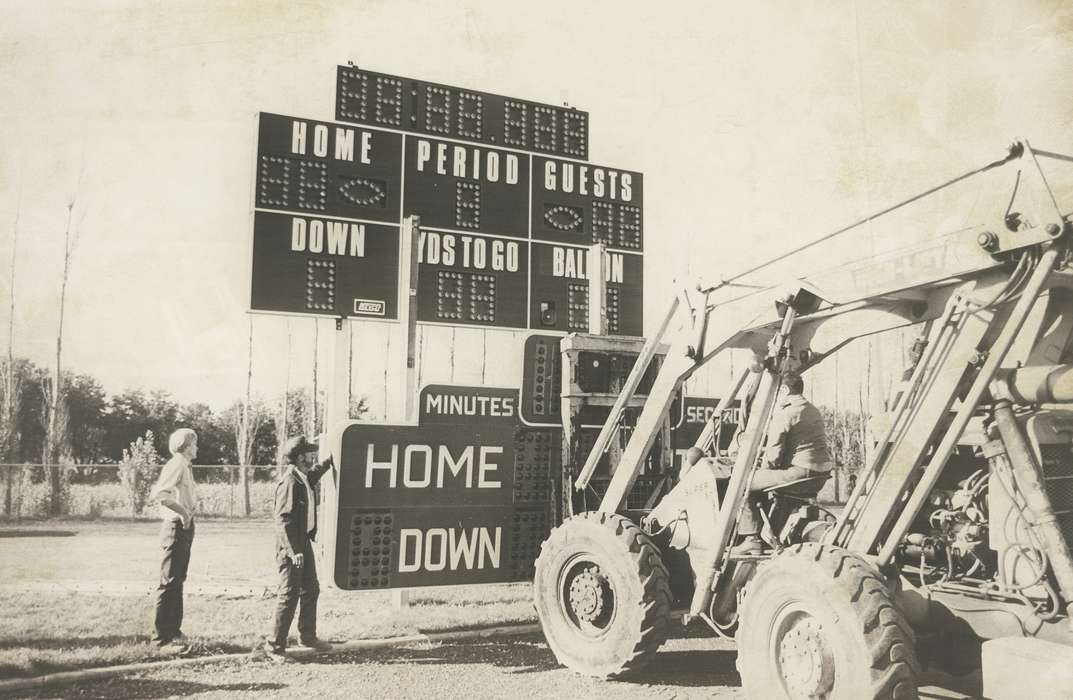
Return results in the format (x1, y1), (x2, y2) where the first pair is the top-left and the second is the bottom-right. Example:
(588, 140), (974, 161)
(531, 156), (643, 250)
(529, 242), (643, 336)
(250, 211), (399, 318)
(403, 136), (529, 237)
(256, 113), (402, 222)
(417, 231), (528, 327)
(336, 66), (589, 160)
(251, 113), (404, 318)
(250, 67), (643, 333)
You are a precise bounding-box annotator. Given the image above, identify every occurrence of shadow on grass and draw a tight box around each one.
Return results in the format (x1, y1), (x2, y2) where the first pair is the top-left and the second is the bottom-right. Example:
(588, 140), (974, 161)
(0, 638), (256, 682)
(17, 678), (286, 699)
(0, 636), (145, 652)
(0, 636), (251, 654)
(0, 530), (76, 538)
(316, 630), (743, 689)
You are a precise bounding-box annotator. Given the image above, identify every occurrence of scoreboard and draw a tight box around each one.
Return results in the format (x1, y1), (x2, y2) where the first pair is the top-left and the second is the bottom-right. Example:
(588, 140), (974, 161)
(250, 67), (644, 334)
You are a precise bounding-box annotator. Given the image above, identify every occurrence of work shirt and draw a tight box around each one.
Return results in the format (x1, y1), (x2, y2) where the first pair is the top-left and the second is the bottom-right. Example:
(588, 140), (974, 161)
(150, 454), (197, 522)
(274, 458), (332, 557)
(763, 394), (832, 472)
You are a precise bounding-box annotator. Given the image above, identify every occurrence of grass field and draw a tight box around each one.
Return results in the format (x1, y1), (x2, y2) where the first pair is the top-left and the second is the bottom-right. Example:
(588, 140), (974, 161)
(0, 521), (535, 679)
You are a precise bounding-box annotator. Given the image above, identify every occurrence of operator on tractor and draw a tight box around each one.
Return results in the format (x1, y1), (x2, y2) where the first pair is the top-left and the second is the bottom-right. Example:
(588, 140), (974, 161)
(732, 370), (832, 553)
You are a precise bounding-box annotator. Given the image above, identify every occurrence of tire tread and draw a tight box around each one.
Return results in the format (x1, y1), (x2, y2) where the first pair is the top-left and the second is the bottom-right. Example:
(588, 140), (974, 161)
(534, 511), (671, 678)
(738, 543), (921, 700)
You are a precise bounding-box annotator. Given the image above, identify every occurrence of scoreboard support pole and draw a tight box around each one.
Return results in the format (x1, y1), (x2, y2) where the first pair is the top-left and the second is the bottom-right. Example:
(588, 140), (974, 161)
(587, 243), (608, 335)
(316, 316), (351, 590)
(326, 317), (351, 428)
(399, 215), (421, 422)
(393, 215), (421, 610)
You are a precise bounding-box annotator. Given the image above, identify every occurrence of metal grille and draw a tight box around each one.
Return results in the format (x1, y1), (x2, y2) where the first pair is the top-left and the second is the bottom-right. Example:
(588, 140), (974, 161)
(1038, 444), (1073, 543)
(513, 429), (556, 504)
(509, 509), (548, 580)
(529, 338), (560, 420)
(586, 474), (666, 512)
(346, 511), (395, 590)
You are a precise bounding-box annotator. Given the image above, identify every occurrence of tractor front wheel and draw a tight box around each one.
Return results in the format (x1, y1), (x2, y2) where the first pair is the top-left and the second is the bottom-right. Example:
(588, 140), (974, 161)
(737, 543), (920, 700)
(533, 511), (671, 678)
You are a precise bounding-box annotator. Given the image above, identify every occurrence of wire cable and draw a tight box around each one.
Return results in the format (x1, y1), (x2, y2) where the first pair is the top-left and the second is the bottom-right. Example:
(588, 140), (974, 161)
(704, 145), (1026, 293)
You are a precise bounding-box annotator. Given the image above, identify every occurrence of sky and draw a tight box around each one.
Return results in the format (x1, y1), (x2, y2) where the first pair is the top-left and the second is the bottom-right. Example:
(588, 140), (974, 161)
(2, 0), (1073, 414)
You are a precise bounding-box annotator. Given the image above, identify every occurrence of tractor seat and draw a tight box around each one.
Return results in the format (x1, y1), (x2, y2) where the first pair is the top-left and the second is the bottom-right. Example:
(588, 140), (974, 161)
(762, 474), (830, 497)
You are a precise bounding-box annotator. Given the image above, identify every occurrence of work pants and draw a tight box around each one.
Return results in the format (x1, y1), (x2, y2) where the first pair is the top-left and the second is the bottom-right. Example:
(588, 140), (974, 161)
(738, 466), (818, 535)
(270, 540), (319, 649)
(153, 519), (194, 643)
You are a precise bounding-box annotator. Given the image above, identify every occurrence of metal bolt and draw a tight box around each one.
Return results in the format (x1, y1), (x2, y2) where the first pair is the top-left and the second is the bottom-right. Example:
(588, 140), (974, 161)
(1046, 222), (1063, 238)
(978, 231), (999, 251)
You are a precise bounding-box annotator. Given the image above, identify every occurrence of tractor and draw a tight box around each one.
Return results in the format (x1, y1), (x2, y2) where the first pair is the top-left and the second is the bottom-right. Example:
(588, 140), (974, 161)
(533, 141), (1073, 699)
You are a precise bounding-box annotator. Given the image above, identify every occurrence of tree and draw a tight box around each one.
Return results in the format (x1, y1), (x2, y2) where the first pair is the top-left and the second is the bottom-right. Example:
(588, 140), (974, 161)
(276, 320), (292, 466)
(38, 367), (70, 515)
(349, 395), (370, 420)
(232, 317), (257, 515)
(178, 402), (230, 465)
(223, 400), (276, 464)
(63, 372), (106, 463)
(2, 182), (20, 515)
(102, 388), (180, 461)
(118, 430), (161, 517)
(1, 192), (20, 464)
(12, 358), (44, 463)
(41, 195), (84, 515)
(309, 319), (320, 435)
(0, 359), (22, 515)
(820, 405), (867, 471)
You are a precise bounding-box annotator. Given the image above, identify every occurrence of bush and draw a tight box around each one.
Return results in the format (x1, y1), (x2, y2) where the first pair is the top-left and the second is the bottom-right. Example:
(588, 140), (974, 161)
(117, 431), (161, 517)
(819, 406), (867, 471)
(3, 465), (49, 518)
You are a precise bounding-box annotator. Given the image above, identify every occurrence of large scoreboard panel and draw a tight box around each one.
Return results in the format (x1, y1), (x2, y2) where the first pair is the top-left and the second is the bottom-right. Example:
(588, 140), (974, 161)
(250, 67), (644, 334)
(333, 385), (556, 589)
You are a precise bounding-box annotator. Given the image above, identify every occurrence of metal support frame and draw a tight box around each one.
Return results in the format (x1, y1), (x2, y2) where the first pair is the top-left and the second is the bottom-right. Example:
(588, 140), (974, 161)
(399, 215), (420, 422)
(587, 243), (607, 335)
(393, 215), (421, 610)
(596, 296), (710, 513)
(872, 247), (1061, 565)
(316, 317), (351, 584)
(692, 367), (751, 454)
(574, 298), (679, 492)
(688, 306), (798, 617)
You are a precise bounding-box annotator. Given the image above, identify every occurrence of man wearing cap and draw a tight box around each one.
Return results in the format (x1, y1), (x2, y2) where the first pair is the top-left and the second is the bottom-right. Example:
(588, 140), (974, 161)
(264, 435), (334, 656)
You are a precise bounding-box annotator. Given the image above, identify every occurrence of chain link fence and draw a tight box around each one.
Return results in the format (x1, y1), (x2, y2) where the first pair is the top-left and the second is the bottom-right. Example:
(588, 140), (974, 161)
(0, 464), (280, 520)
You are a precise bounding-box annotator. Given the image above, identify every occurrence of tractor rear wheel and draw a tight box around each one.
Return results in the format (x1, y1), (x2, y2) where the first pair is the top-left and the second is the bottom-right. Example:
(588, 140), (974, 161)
(737, 543), (920, 700)
(533, 511), (671, 678)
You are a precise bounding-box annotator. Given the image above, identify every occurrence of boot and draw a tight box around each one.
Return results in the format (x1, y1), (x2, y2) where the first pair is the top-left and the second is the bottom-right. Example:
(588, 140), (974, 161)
(729, 534), (764, 555)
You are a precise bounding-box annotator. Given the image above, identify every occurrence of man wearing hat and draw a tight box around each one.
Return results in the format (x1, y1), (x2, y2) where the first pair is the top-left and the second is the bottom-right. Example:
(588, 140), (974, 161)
(264, 435), (334, 656)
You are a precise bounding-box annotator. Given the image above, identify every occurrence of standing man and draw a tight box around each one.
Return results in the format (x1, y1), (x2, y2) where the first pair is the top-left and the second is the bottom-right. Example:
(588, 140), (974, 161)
(733, 371), (833, 553)
(264, 435), (334, 657)
(150, 428), (199, 651)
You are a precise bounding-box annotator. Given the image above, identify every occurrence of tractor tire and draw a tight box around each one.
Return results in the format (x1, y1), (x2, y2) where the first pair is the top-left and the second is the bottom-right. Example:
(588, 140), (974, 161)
(533, 511), (672, 678)
(737, 542), (920, 700)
